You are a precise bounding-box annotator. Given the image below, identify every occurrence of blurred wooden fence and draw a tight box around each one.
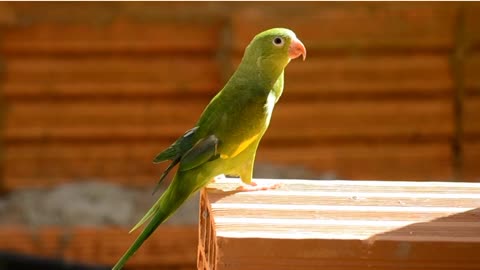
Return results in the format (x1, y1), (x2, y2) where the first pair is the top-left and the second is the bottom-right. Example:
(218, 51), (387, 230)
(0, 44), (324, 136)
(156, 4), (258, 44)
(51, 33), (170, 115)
(0, 225), (197, 270)
(0, 2), (479, 191)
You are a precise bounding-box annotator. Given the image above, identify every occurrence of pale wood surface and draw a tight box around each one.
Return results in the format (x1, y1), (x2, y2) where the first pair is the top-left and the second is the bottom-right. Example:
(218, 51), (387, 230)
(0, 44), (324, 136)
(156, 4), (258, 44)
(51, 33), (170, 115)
(198, 178), (480, 270)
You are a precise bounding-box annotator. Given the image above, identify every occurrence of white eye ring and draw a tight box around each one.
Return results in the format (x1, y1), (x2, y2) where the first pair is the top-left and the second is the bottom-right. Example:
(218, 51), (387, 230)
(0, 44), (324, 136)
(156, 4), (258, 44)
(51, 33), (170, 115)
(272, 36), (284, 47)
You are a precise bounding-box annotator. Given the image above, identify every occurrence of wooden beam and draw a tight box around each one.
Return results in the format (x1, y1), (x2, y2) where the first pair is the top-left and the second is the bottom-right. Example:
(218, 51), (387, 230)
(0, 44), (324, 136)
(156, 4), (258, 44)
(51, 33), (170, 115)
(198, 178), (480, 270)
(0, 225), (198, 270)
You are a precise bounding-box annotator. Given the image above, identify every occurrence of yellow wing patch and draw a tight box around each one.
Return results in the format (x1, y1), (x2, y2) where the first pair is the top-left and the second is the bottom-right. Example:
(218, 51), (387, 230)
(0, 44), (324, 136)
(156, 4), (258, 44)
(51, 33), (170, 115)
(220, 134), (259, 159)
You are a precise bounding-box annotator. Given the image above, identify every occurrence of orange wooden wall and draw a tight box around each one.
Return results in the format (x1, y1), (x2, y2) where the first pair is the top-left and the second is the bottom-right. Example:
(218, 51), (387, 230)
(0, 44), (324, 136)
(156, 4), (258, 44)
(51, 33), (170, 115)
(0, 2), (479, 191)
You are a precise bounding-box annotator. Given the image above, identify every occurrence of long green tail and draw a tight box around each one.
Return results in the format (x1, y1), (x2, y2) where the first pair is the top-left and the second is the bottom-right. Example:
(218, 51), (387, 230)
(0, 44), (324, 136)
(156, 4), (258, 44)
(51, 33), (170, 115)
(111, 176), (193, 270)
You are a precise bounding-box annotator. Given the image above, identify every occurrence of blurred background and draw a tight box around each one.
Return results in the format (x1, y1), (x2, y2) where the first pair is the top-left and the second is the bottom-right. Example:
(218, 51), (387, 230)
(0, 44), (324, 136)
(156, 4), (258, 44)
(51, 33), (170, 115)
(0, 2), (479, 270)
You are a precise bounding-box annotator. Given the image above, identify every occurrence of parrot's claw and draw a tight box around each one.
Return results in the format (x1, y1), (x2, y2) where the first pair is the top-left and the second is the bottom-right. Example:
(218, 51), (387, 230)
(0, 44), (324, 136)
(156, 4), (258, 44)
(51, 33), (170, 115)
(235, 182), (282, 192)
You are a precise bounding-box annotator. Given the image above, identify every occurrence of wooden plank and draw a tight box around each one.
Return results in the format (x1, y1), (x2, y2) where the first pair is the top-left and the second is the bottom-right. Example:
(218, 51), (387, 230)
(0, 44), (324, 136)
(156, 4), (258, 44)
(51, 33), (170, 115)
(2, 141), (453, 191)
(0, 2), (16, 25)
(0, 136), (455, 183)
(257, 143), (453, 181)
(0, 226), (197, 269)
(5, 99), (453, 142)
(4, 141), (450, 167)
(61, 226), (198, 267)
(2, 141), (166, 190)
(0, 227), (62, 258)
(1, 176), (160, 191)
(230, 54), (454, 96)
(3, 81), (219, 99)
(0, 226), (36, 255)
(3, 2), (120, 25)
(4, 142), (165, 160)
(3, 156), (161, 179)
(2, 144), (165, 190)
(5, 100), (206, 128)
(463, 141), (480, 181)
(465, 52), (480, 96)
(266, 99), (454, 140)
(464, 96), (480, 137)
(3, 57), (220, 84)
(5, 2), (221, 32)
(100, 226), (198, 267)
(0, 20), (223, 54)
(284, 54), (453, 96)
(465, 3), (480, 47)
(231, 3), (457, 52)
(199, 178), (480, 270)
(5, 125), (190, 142)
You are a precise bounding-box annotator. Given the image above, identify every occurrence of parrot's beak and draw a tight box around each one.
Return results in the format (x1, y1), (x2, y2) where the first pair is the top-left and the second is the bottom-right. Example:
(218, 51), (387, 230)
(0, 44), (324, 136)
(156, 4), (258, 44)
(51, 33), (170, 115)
(288, 37), (306, 61)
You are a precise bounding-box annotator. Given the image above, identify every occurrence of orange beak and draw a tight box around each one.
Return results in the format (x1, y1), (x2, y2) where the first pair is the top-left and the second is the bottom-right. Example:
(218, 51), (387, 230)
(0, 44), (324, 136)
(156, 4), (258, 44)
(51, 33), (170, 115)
(288, 37), (306, 61)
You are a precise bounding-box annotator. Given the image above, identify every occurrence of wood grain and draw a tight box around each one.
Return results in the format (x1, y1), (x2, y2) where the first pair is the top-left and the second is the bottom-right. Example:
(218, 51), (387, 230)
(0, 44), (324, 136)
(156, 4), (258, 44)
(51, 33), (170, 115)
(1, 21), (223, 54)
(0, 226), (197, 270)
(2, 141), (453, 191)
(464, 96), (480, 137)
(199, 178), (480, 270)
(3, 81), (219, 99)
(465, 52), (480, 95)
(0, 3), (471, 190)
(5, 99), (453, 142)
(465, 3), (480, 47)
(237, 54), (454, 96)
(463, 141), (480, 181)
(231, 3), (457, 52)
(4, 57), (219, 84)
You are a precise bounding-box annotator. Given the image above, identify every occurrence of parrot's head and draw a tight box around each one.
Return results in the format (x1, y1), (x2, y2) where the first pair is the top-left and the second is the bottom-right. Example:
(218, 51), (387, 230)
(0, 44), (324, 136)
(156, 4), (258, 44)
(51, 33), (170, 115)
(242, 28), (306, 85)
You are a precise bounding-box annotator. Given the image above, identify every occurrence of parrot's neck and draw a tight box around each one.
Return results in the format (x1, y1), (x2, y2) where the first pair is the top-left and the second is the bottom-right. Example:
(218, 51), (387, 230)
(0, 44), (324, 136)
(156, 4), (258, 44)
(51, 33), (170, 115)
(230, 56), (287, 96)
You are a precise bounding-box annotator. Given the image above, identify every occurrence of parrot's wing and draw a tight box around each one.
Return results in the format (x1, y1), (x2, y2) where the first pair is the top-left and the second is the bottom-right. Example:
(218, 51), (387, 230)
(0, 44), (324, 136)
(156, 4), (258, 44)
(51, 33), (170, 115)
(152, 126), (198, 163)
(179, 134), (220, 171)
(151, 127), (199, 194)
(131, 134), (220, 232)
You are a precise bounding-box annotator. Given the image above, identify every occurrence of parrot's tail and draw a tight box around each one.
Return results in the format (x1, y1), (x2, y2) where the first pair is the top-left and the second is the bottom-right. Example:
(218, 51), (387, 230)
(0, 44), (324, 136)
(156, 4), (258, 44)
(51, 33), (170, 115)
(111, 174), (194, 270)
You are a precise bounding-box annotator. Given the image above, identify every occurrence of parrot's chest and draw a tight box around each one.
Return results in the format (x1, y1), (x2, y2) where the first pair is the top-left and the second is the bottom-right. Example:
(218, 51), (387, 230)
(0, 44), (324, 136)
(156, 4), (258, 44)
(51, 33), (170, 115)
(217, 90), (276, 159)
(264, 90), (277, 126)
(237, 90), (276, 130)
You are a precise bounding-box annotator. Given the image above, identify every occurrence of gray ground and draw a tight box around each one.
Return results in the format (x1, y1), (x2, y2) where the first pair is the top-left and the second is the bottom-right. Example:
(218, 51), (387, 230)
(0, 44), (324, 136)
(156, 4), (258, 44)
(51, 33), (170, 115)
(0, 163), (333, 227)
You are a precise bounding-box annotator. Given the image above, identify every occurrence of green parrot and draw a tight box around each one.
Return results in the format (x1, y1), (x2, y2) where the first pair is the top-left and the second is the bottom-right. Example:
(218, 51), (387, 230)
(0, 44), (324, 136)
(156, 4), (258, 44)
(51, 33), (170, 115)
(112, 28), (306, 270)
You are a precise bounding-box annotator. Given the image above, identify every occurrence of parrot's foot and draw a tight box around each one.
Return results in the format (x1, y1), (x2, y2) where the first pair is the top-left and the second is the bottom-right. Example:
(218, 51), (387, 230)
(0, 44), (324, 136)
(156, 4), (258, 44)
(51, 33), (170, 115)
(235, 181), (282, 192)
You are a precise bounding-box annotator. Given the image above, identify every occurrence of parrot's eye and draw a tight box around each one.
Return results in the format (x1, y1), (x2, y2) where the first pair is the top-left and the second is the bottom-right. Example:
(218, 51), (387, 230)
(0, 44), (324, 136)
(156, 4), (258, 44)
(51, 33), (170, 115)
(272, 37), (284, 47)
